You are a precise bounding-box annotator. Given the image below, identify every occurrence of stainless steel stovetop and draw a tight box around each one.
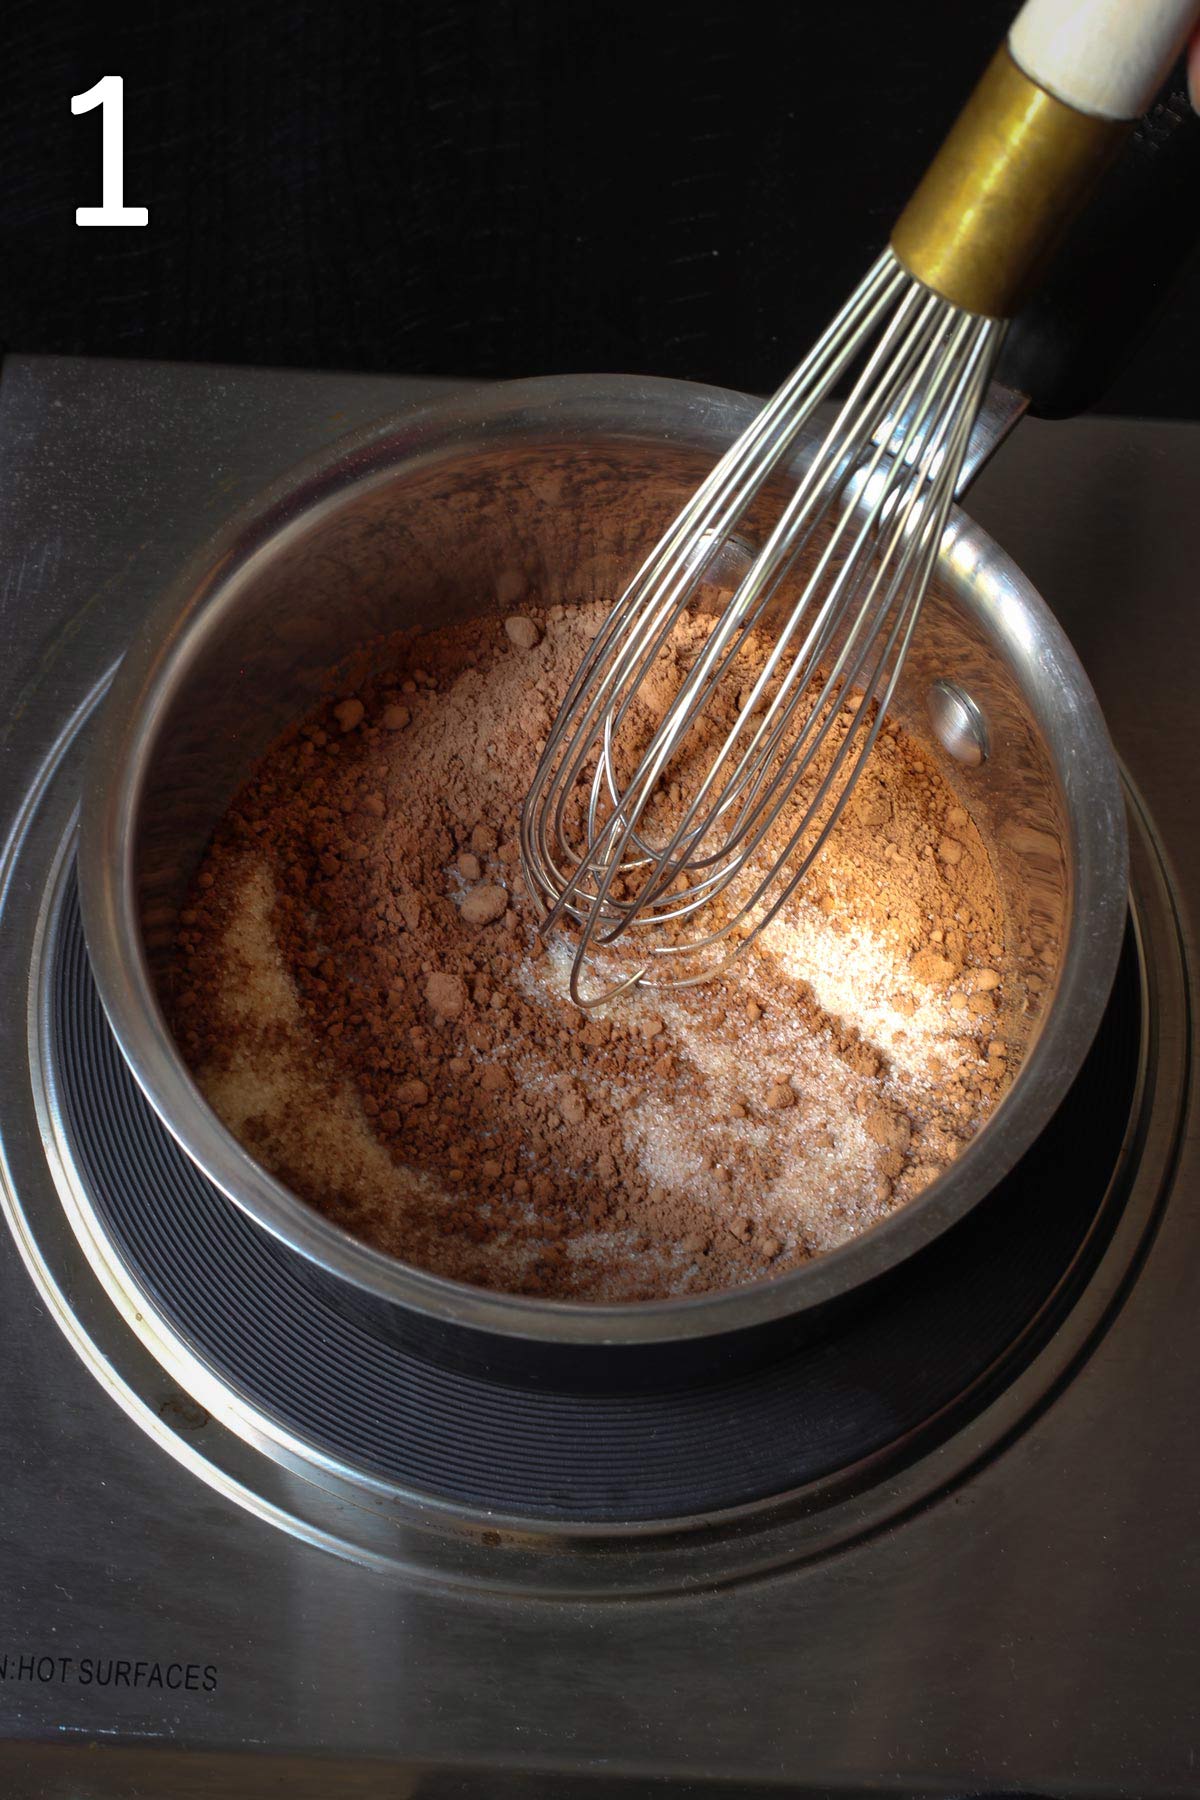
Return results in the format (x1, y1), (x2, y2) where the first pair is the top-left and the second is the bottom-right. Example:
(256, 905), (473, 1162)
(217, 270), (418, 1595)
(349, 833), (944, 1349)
(0, 353), (1195, 1799)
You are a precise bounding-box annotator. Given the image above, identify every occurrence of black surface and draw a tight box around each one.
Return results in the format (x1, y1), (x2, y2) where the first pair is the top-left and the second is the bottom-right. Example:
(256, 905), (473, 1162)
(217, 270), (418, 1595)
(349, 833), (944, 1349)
(3, 0), (1198, 416)
(52, 869), (1142, 1523)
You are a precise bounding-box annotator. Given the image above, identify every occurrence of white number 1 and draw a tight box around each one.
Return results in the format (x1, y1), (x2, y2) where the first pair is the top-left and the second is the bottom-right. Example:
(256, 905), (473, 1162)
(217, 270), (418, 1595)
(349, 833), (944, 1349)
(72, 77), (149, 227)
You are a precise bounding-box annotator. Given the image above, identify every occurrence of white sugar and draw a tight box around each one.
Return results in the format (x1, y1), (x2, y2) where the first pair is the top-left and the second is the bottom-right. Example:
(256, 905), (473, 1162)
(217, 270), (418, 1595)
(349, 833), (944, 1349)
(517, 898), (988, 1261)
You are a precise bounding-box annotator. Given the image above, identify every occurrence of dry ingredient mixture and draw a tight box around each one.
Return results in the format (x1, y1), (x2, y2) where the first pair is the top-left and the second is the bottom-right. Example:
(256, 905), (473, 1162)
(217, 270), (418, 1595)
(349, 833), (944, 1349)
(165, 602), (1025, 1302)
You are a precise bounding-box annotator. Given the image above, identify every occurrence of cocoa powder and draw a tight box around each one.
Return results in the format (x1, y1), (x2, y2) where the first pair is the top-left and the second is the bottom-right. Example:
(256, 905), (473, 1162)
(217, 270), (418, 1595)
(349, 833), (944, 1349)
(165, 602), (1023, 1302)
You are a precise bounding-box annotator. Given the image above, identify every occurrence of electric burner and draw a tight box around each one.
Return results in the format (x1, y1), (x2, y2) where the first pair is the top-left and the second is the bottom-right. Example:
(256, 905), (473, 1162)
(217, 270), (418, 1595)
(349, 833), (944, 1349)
(0, 353), (1195, 1796)
(42, 866), (1144, 1528)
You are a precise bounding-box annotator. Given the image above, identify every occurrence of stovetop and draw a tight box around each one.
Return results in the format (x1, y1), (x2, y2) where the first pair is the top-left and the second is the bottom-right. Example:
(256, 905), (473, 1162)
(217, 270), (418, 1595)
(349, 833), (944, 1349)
(0, 353), (1196, 1798)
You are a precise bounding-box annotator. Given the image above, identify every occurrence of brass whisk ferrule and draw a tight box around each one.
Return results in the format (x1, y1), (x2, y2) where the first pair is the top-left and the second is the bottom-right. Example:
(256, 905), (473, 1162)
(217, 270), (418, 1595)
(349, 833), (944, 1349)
(890, 46), (1129, 319)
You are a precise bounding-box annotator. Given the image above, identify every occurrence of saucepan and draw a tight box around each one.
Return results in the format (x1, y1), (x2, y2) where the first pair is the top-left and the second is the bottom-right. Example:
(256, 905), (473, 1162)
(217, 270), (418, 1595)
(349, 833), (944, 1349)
(76, 375), (1128, 1386)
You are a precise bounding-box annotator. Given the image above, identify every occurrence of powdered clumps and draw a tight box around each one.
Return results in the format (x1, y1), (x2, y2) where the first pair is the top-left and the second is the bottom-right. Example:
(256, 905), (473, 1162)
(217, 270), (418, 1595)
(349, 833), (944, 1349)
(165, 601), (1026, 1302)
(460, 884), (508, 926)
(504, 615), (541, 650)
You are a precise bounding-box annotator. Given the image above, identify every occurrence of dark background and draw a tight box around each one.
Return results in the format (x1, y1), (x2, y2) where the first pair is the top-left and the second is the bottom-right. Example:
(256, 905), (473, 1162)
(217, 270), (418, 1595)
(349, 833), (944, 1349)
(2, 0), (1197, 412)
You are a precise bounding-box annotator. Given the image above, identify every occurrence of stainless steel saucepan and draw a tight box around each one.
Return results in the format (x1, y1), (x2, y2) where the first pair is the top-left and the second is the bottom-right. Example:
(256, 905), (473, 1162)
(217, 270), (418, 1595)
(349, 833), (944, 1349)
(77, 376), (1128, 1386)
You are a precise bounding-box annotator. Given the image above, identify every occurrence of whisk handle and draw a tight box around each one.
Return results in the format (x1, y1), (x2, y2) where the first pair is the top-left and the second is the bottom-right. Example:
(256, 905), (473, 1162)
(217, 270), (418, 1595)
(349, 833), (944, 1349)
(1010, 0), (1199, 121)
(998, 83), (1200, 419)
(891, 0), (1200, 318)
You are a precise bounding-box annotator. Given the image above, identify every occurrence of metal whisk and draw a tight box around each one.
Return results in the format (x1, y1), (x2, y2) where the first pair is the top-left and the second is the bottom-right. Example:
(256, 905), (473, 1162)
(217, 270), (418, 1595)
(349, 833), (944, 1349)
(521, 0), (1198, 1009)
(522, 254), (1003, 1006)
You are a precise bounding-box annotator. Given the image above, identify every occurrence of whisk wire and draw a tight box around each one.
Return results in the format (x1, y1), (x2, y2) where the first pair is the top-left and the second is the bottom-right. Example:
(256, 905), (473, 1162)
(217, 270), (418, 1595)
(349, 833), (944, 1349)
(546, 271), (935, 908)
(530, 254), (909, 875)
(521, 250), (1007, 1007)
(629, 310), (999, 972)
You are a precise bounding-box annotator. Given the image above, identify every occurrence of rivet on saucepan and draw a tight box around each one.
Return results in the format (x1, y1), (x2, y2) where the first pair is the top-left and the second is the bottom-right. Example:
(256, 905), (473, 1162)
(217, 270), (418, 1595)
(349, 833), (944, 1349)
(926, 679), (989, 768)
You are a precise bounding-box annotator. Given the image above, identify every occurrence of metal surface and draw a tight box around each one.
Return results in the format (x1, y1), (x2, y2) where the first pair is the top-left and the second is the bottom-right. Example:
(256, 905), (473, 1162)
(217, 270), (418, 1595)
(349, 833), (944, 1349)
(926, 678), (990, 766)
(955, 378), (1030, 494)
(0, 354), (1196, 1797)
(75, 371), (1126, 1381)
(524, 263), (1006, 1005)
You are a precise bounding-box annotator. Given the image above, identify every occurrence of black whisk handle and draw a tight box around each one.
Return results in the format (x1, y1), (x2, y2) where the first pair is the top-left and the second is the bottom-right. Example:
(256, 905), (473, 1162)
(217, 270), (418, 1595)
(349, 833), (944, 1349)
(997, 82), (1200, 419)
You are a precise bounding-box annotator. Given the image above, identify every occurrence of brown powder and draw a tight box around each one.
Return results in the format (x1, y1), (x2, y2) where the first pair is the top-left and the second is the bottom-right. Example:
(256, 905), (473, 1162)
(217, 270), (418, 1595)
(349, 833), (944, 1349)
(165, 602), (1022, 1302)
